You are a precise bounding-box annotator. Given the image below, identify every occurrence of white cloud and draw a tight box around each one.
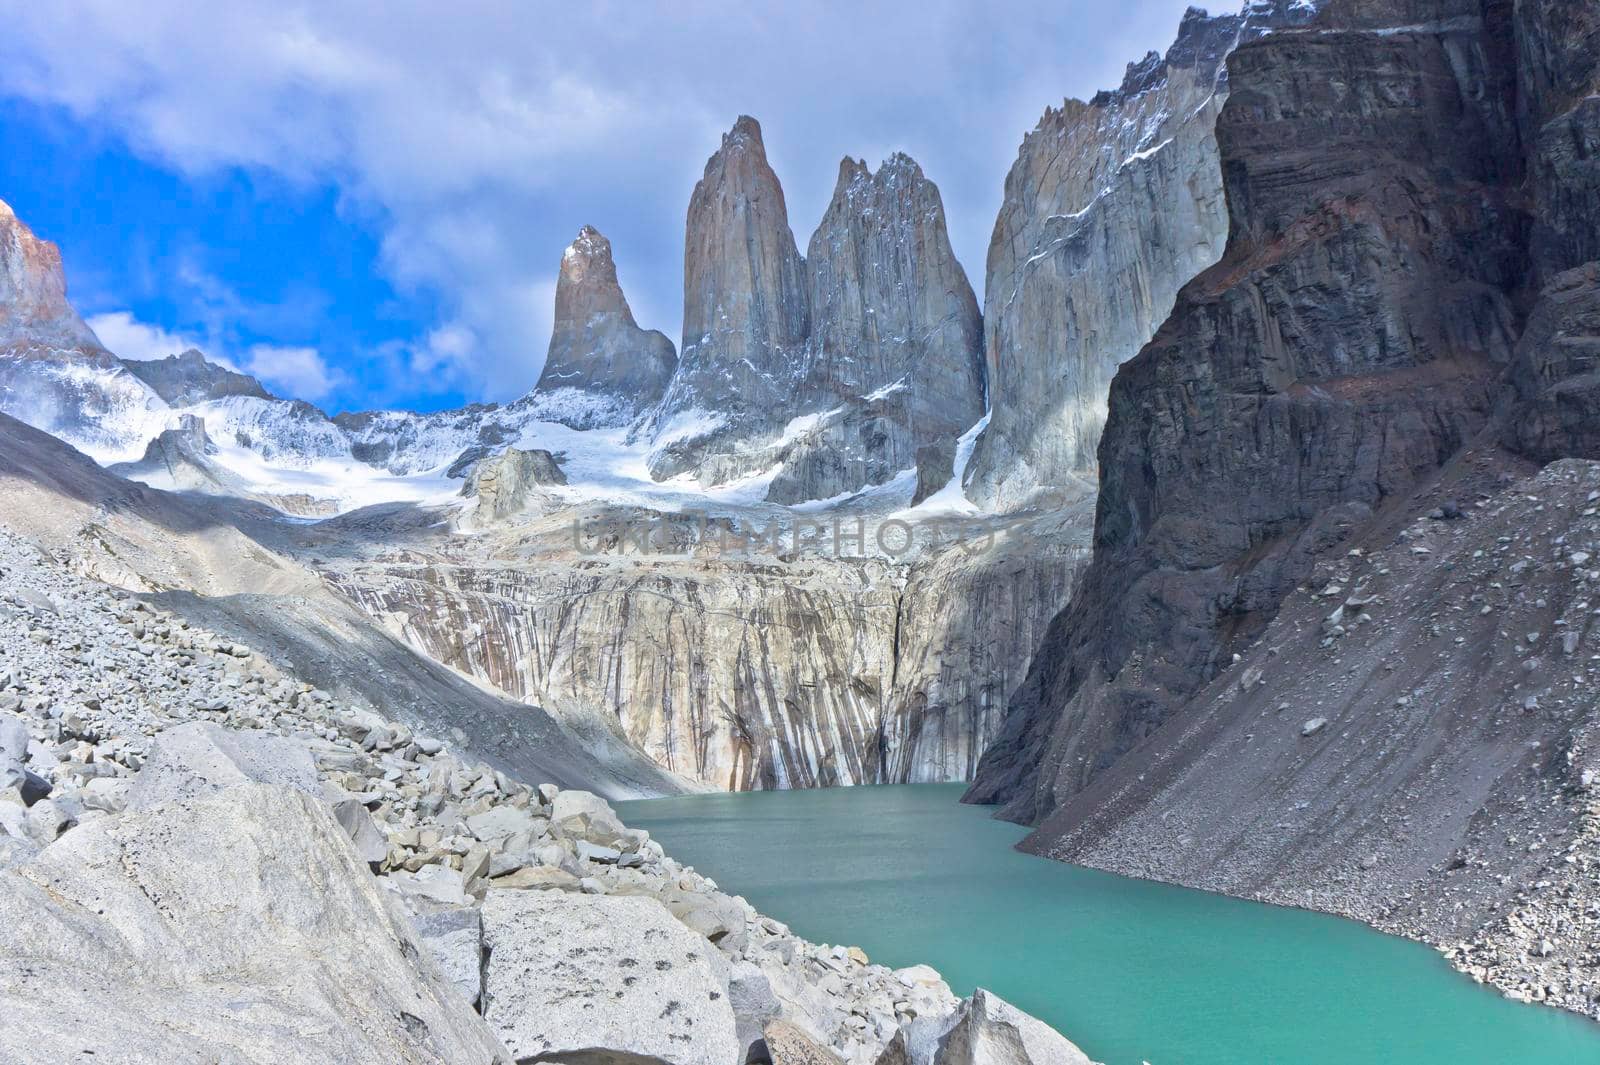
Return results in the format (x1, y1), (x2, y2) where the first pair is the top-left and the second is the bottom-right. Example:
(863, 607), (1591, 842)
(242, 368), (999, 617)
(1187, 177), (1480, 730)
(242, 343), (344, 401)
(84, 311), (207, 363)
(86, 309), (341, 401)
(2, 0), (1204, 405)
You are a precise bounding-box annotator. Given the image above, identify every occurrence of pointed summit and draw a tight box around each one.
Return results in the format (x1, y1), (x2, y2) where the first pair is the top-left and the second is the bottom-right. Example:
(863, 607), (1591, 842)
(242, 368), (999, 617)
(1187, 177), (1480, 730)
(765, 151), (984, 503)
(528, 226), (676, 430)
(657, 115), (810, 431)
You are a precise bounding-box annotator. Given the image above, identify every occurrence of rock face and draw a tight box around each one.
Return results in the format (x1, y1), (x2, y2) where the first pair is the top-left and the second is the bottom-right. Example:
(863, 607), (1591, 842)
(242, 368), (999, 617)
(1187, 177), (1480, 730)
(326, 506), (1086, 792)
(126, 720), (321, 810)
(0, 198), (168, 458)
(657, 115), (811, 461)
(527, 225), (678, 429)
(1027, 458), (1600, 1016)
(460, 445), (567, 524)
(121, 347), (275, 405)
(969, 0), (1531, 824)
(0, 783), (509, 1064)
(967, 4), (1600, 1019)
(1499, 0), (1600, 461)
(0, 197), (104, 353)
(331, 549), (903, 790)
(874, 989), (1094, 1065)
(880, 513), (1089, 784)
(965, 0), (1319, 510)
(481, 890), (739, 1065)
(649, 118), (985, 505)
(766, 155), (985, 505)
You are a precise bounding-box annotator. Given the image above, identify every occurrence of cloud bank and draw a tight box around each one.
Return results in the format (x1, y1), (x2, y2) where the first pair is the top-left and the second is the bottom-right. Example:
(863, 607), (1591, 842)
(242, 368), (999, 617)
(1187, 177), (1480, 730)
(4, 0), (1204, 406)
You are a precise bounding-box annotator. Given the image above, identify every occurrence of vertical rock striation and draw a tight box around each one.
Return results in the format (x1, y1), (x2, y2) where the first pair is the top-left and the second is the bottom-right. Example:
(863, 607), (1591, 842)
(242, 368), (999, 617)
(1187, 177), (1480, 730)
(969, 0), (1532, 823)
(964, 1), (1319, 511)
(526, 225), (678, 429)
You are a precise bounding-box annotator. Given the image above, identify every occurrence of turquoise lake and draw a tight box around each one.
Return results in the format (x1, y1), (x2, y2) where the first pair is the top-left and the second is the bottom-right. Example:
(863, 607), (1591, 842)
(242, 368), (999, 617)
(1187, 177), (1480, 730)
(620, 784), (1600, 1065)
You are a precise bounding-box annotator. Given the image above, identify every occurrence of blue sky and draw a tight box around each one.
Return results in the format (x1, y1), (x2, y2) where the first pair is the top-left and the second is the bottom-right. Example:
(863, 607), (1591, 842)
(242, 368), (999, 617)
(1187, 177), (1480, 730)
(1, 1), (1206, 414)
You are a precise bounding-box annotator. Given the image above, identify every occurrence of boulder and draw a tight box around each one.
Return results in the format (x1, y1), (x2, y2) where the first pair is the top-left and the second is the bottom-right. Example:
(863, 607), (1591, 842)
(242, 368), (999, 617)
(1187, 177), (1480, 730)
(489, 865), (580, 891)
(550, 788), (629, 845)
(410, 906), (484, 1008)
(0, 715), (49, 806)
(875, 1011), (961, 1065)
(126, 721), (319, 811)
(465, 804), (542, 843)
(730, 960), (783, 1061)
(481, 890), (737, 1065)
(332, 798), (388, 864)
(664, 887), (749, 947)
(934, 990), (1093, 1065)
(387, 865), (471, 907)
(763, 1019), (845, 1065)
(0, 783), (509, 1063)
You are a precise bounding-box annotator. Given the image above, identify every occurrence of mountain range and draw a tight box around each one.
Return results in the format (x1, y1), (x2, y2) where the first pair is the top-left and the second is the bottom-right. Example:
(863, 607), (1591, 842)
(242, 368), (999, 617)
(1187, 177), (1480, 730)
(3, 0), (1600, 1028)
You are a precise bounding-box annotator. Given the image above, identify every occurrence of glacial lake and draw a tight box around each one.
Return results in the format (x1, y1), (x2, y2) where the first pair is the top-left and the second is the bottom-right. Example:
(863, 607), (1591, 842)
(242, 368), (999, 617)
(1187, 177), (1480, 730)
(620, 784), (1600, 1065)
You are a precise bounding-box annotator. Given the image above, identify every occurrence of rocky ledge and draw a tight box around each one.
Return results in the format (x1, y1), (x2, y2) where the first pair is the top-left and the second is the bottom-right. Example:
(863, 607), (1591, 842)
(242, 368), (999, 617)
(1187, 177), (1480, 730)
(0, 525), (1096, 1065)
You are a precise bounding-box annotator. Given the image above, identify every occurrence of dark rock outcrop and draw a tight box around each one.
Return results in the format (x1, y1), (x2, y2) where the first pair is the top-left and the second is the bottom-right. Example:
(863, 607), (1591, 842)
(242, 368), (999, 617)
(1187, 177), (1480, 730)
(964, 0), (1320, 511)
(969, 0), (1534, 823)
(1498, 0), (1600, 461)
(109, 414), (227, 490)
(120, 348), (274, 406)
(527, 225), (677, 429)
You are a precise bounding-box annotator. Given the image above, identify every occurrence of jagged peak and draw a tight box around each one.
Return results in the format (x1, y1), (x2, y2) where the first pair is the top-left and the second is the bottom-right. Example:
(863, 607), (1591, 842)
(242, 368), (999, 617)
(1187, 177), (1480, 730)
(710, 115), (770, 163)
(832, 152), (931, 199)
(877, 151), (924, 179)
(728, 114), (764, 143)
(836, 156), (870, 188)
(0, 197), (14, 221)
(697, 115), (784, 192)
(552, 224), (632, 327)
(563, 225), (614, 266)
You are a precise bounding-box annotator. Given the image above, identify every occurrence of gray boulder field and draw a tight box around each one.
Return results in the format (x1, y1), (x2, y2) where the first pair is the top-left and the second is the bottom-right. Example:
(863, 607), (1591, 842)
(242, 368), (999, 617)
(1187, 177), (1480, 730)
(0, 782), (509, 1064)
(481, 889), (739, 1065)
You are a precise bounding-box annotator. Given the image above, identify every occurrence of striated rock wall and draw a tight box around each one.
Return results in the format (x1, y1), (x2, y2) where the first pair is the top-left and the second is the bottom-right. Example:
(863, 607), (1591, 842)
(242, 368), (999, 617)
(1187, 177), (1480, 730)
(1499, 0), (1600, 461)
(528, 225), (677, 429)
(880, 513), (1089, 783)
(331, 552), (902, 791)
(767, 156), (985, 504)
(324, 508), (1086, 791)
(965, 0), (1319, 511)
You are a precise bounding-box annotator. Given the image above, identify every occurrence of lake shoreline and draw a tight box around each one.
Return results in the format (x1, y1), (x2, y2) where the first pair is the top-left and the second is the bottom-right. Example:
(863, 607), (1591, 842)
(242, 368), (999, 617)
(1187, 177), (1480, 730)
(625, 784), (1600, 1065)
